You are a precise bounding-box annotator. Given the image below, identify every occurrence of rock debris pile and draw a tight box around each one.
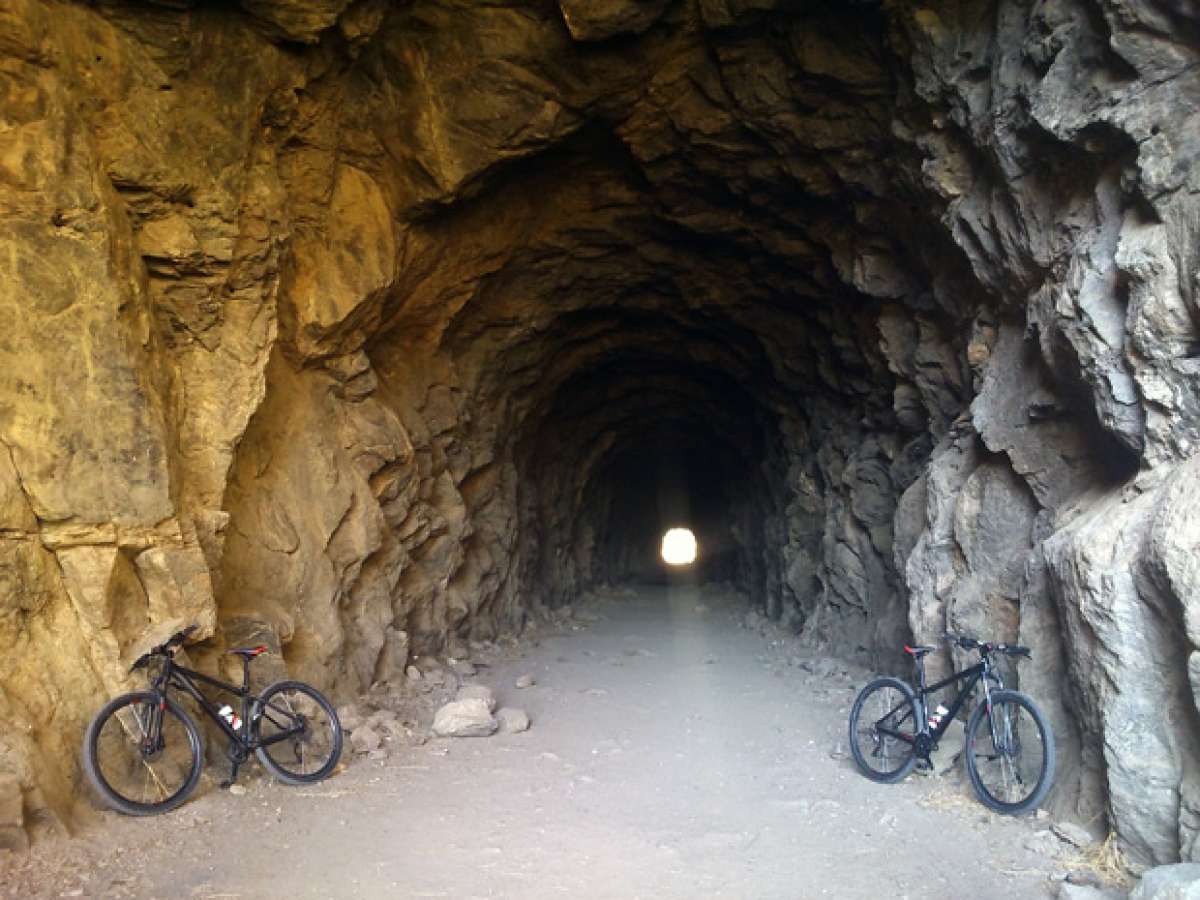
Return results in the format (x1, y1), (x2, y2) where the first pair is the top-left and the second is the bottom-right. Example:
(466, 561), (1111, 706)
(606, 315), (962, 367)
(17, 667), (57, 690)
(336, 638), (537, 753)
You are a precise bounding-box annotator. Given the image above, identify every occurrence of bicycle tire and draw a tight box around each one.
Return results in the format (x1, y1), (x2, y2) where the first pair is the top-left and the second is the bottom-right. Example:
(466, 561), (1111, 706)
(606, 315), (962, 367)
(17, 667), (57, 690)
(964, 689), (1055, 815)
(82, 690), (204, 816)
(848, 676), (919, 783)
(253, 680), (343, 785)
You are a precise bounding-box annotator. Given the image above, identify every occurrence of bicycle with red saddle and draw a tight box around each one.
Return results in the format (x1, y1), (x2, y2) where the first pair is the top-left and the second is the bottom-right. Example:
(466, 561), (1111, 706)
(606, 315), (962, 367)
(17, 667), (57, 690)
(847, 632), (1054, 815)
(82, 625), (342, 815)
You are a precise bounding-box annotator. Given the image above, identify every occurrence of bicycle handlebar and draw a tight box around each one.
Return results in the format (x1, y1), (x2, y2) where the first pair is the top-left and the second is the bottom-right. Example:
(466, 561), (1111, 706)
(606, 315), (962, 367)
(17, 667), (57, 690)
(130, 624), (199, 672)
(943, 632), (1031, 659)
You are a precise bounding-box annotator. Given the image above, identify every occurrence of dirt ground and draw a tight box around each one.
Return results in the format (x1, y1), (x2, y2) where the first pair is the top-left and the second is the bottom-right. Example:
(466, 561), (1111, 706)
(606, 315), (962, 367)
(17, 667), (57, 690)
(1, 584), (1114, 899)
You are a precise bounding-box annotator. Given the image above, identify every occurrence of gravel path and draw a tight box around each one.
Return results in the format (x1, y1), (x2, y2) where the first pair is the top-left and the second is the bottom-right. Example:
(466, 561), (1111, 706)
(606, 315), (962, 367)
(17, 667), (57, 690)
(2, 584), (1086, 899)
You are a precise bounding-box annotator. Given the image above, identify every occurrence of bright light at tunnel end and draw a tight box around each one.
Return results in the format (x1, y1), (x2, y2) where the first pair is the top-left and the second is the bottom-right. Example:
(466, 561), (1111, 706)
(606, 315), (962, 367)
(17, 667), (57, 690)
(661, 528), (698, 566)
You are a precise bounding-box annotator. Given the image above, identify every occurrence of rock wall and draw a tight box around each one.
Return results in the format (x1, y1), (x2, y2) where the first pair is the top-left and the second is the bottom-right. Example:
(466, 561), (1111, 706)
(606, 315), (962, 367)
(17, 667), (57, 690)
(1, 0), (1198, 869)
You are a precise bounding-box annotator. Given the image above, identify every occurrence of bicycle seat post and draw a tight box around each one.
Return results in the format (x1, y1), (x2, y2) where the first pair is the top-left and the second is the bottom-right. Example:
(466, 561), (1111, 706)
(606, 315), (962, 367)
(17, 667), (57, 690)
(913, 654), (928, 699)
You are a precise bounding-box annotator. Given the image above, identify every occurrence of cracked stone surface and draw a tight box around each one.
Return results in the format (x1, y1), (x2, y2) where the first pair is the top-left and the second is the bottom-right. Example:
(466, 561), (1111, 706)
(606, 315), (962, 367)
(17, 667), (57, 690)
(1, 0), (1199, 869)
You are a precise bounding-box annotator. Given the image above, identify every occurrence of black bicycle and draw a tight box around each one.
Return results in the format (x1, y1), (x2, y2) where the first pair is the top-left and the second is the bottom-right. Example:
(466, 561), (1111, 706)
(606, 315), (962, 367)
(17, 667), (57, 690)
(847, 632), (1054, 815)
(82, 625), (343, 815)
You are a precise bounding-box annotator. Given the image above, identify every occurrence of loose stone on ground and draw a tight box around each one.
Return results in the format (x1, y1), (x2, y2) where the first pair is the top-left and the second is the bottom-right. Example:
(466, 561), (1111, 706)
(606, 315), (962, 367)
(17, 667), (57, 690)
(432, 699), (498, 738)
(455, 684), (497, 712)
(496, 707), (531, 734)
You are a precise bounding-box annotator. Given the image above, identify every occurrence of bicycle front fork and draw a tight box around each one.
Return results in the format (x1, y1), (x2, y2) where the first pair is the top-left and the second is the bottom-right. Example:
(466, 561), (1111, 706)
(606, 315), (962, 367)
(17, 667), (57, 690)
(137, 696), (167, 756)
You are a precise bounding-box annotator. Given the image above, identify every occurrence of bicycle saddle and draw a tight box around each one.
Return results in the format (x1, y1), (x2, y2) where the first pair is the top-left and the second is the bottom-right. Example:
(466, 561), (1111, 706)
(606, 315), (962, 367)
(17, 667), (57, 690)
(226, 645), (268, 658)
(903, 644), (936, 657)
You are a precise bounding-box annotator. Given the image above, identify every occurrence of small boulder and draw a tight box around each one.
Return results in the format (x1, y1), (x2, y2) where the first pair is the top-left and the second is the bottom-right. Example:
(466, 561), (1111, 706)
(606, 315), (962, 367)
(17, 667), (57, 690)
(1064, 870), (1105, 889)
(414, 657), (447, 681)
(432, 699), (498, 738)
(515, 673), (536, 689)
(366, 710), (405, 740)
(337, 704), (366, 732)
(1130, 864), (1200, 900)
(349, 725), (383, 754)
(405, 665), (422, 681)
(455, 684), (497, 712)
(496, 707), (531, 734)
(447, 658), (477, 677)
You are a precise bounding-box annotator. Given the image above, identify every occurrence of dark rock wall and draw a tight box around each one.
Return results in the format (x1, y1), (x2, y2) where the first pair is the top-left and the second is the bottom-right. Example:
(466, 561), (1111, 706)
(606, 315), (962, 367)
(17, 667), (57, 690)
(1, 0), (1198, 867)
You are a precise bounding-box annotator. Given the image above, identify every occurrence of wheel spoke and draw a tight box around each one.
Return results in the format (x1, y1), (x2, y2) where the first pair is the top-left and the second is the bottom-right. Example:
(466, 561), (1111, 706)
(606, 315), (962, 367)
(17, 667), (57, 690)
(254, 682), (341, 784)
(850, 678), (917, 783)
(966, 694), (1052, 814)
(85, 693), (200, 814)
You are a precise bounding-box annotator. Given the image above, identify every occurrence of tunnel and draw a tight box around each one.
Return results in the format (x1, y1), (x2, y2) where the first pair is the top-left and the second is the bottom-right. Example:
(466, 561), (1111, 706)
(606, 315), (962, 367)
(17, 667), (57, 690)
(2, 0), (1200, 874)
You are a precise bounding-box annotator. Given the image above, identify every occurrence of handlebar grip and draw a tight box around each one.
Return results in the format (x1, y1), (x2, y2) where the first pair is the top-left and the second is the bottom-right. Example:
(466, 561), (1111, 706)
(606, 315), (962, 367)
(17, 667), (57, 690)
(151, 624), (200, 656)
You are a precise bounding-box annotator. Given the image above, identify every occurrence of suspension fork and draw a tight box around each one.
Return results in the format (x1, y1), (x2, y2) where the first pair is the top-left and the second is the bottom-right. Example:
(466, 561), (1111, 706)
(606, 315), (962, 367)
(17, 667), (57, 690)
(143, 661), (173, 755)
(980, 656), (1007, 752)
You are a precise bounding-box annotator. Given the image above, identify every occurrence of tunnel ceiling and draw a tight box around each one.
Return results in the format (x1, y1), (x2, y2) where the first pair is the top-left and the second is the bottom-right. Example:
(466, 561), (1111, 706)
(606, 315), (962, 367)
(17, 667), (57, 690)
(4, 0), (1200, 870)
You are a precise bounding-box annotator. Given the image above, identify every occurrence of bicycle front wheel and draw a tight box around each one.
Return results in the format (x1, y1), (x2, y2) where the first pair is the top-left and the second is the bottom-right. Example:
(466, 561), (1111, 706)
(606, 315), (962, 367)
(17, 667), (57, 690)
(965, 690), (1055, 815)
(848, 676), (919, 783)
(253, 680), (343, 785)
(82, 691), (204, 816)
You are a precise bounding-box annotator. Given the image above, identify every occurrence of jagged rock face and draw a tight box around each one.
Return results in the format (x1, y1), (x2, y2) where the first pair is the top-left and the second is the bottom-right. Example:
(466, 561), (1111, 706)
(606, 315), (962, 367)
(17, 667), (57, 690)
(1, 0), (1199, 867)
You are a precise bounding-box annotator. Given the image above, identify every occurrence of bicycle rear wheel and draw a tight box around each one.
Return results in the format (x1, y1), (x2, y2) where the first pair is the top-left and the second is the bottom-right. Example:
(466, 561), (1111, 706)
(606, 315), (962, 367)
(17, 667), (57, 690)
(848, 676), (919, 783)
(82, 691), (203, 815)
(253, 680), (342, 785)
(964, 690), (1054, 815)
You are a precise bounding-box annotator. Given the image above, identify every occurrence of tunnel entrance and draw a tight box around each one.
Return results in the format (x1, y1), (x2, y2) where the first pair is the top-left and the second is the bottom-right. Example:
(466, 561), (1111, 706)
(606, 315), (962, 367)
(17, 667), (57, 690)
(3, 0), (1197, 867)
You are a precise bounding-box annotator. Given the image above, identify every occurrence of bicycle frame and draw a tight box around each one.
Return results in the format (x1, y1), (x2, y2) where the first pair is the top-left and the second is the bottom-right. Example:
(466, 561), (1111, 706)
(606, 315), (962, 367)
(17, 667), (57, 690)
(147, 655), (300, 753)
(876, 655), (1003, 750)
(914, 658), (1001, 743)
